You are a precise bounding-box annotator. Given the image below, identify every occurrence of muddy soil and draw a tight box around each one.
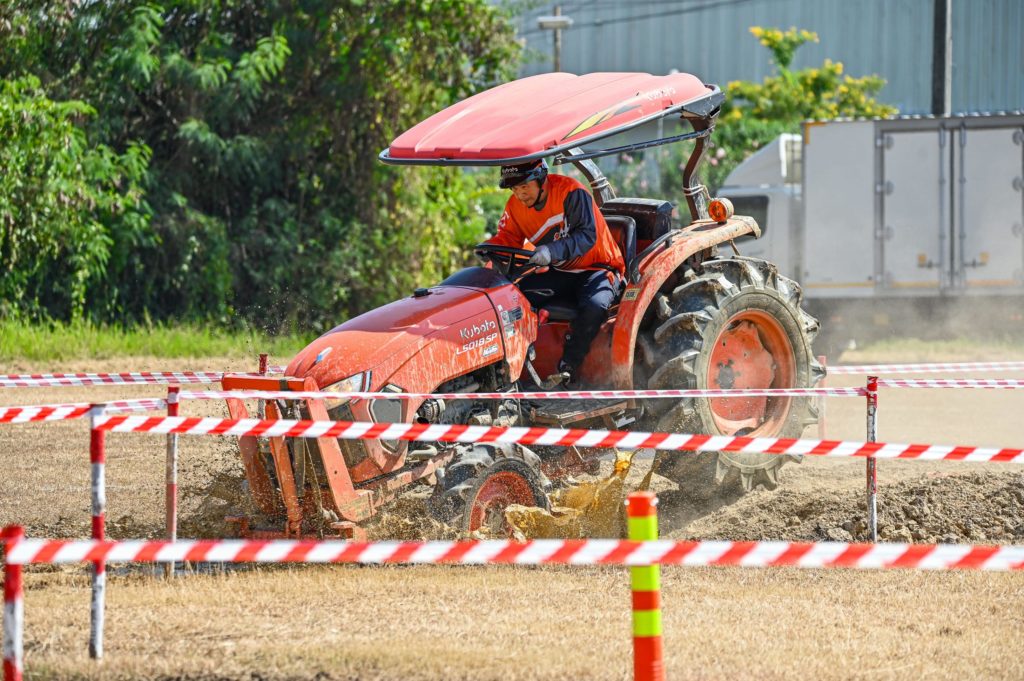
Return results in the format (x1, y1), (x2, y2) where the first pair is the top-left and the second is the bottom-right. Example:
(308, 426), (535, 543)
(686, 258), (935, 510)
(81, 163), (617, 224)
(666, 469), (1024, 544)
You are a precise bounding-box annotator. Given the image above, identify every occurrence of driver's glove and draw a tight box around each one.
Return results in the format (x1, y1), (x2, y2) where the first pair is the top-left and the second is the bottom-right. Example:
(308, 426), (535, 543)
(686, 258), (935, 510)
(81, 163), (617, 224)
(528, 245), (552, 267)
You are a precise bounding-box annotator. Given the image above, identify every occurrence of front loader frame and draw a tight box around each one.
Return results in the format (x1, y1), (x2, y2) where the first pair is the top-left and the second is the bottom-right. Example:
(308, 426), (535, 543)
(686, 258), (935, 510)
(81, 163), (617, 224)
(221, 374), (454, 539)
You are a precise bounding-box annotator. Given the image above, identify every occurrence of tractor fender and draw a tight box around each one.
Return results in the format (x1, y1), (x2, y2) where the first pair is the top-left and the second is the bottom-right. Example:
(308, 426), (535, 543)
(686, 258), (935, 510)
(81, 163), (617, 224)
(608, 216), (759, 388)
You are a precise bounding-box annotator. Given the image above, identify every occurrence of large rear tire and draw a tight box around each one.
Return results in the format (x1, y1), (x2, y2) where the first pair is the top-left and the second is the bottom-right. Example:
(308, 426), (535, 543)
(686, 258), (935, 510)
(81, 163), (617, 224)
(636, 256), (824, 492)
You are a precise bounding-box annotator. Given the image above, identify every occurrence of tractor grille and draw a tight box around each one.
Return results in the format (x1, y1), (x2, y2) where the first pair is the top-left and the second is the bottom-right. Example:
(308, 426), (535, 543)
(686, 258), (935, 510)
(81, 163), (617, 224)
(322, 402), (368, 468)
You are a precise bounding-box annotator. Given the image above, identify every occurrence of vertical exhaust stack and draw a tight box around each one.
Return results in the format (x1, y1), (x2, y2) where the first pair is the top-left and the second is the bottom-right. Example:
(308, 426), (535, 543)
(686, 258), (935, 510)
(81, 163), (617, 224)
(680, 108), (720, 222)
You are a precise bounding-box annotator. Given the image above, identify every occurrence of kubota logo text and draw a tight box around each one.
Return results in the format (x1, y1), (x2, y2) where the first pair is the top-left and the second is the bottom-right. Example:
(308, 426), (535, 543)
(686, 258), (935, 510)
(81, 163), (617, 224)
(460, 320), (497, 340)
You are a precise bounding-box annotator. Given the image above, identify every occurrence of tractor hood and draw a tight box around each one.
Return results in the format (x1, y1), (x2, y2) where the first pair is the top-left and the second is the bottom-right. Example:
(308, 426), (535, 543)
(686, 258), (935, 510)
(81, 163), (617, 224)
(286, 286), (494, 389)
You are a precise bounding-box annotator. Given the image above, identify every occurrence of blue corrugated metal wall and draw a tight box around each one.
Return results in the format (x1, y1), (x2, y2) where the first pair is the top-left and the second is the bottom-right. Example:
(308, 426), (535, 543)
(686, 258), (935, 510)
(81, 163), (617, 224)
(515, 0), (1022, 114)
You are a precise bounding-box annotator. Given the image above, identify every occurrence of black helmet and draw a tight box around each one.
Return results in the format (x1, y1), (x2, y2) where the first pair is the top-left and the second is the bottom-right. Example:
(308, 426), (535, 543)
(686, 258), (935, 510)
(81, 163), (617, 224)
(498, 159), (548, 189)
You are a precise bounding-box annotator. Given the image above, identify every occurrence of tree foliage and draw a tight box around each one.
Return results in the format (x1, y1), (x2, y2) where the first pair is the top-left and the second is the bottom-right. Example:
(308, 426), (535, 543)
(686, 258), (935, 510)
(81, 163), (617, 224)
(609, 26), (899, 203)
(0, 0), (518, 332)
(0, 76), (150, 320)
(707, 26), (898, 189)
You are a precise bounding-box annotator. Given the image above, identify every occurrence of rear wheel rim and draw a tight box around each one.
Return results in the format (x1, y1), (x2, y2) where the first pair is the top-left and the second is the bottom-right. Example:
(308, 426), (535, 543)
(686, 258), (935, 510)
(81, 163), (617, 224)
(467, 471), (537, 534)
(706, 310), (796, 436)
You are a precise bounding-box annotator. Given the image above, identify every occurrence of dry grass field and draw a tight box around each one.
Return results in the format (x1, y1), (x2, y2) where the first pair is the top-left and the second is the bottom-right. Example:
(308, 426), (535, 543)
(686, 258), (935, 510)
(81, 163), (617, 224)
(2, 349), (1024, 680)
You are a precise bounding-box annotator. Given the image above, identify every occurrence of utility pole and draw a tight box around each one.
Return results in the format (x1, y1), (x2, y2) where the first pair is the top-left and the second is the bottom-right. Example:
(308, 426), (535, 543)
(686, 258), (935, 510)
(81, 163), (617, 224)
(931, 0), (952, 115)
(537, 5), (574, 73)
(553, 5), (563, 72)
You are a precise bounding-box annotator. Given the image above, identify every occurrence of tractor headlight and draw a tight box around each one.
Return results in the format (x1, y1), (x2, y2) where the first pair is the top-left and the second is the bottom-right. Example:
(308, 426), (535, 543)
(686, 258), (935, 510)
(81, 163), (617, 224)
(322, 372), (370, 409)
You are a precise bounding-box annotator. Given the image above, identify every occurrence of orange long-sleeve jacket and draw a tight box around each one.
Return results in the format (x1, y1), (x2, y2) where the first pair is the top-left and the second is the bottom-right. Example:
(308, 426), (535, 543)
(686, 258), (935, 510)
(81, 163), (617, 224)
(487, 174), (624, 276)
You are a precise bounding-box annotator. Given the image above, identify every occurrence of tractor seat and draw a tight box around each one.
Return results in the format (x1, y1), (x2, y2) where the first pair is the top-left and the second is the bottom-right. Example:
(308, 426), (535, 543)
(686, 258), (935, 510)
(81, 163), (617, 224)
(604, 215), (638, 283)
(542, 302), (578, 321)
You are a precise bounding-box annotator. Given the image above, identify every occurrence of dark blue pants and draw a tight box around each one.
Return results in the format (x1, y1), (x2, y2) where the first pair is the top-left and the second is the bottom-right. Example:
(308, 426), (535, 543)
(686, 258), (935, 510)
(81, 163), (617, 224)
(519, 268), (619, 371)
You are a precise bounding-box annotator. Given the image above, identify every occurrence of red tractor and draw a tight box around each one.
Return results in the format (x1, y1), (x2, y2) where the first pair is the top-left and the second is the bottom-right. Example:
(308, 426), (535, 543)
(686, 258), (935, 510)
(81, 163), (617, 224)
(222, 72), (823, 538)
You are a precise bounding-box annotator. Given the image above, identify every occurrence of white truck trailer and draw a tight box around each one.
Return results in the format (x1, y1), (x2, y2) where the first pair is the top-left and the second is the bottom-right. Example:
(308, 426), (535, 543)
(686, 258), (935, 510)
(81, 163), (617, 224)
(719, 114), (1024, 353)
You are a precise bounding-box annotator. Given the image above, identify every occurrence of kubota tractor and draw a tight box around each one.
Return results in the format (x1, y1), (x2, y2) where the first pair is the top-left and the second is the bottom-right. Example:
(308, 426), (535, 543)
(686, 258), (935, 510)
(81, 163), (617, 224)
(222, 72), (823, 538)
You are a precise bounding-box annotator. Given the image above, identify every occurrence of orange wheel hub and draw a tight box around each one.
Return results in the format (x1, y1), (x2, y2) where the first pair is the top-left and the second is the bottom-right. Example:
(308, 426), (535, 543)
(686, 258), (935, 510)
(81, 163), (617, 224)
(707, 311), (795, 435)
(467, 471), (537, 534)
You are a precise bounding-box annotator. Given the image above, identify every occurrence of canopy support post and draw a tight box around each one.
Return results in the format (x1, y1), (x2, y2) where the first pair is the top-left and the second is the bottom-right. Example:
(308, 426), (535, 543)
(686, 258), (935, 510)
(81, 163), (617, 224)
(563, 147), (615, 207)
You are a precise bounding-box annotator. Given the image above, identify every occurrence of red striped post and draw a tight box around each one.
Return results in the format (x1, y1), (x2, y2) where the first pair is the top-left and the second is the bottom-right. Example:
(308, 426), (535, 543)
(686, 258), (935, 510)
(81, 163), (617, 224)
(165, 386), (180, 578)
(88, 407), (106, 659)
(627, 492), (664, 681)
(866, 376), (879, 542)
(257, 353), (268, 419)
(2, 526), (24, 681)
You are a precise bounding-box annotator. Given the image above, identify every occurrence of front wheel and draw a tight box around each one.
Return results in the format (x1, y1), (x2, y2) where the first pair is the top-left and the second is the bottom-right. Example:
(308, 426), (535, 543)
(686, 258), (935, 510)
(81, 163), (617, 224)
(636, 256), (824, 492)
(461, 458), (549, 535)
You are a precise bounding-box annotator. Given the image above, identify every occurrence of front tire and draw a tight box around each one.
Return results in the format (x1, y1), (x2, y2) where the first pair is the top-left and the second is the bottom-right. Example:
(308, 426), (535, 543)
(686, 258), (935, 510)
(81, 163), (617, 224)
(461, 458), (549, 535)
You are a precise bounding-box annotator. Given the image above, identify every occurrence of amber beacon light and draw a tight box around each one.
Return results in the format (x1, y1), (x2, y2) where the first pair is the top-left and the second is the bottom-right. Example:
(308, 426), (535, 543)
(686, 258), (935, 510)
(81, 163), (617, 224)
(708, 197), (734, 223)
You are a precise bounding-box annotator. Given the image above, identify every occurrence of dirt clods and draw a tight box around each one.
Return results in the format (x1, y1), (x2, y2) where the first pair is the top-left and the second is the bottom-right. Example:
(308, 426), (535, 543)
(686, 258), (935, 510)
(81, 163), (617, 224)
(672, 470), (1024, 544)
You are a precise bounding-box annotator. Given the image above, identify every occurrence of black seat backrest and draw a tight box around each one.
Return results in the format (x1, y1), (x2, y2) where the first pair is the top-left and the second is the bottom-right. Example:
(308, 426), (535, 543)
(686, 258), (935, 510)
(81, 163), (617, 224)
(600, 198), (674, 245)
(604, 215), (637, 279)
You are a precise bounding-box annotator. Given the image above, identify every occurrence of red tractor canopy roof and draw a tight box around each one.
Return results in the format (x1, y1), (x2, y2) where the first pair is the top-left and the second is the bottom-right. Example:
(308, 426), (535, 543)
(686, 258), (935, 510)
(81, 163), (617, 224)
(381, 72), (717, 165)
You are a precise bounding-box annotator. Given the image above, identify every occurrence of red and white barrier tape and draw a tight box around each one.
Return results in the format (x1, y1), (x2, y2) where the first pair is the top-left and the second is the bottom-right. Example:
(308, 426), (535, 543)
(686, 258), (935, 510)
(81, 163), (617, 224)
(0, 404), (90, 423)
(4, 537), (1023, 571)
(101, 399), (167, 414)
(6, 361), (1021, 386)
(93, 415), (1024, 463)
(0, 399), (166, 424)
(182, 386), (862, 403)
(0, 372), (221, 388)
(829, 361), (1024, 375)
(878, 378), (1024, 390)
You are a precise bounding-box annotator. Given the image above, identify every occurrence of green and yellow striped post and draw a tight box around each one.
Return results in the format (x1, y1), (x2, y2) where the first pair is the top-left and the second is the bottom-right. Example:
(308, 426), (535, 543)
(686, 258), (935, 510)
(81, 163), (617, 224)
(627, 491), (664, 681)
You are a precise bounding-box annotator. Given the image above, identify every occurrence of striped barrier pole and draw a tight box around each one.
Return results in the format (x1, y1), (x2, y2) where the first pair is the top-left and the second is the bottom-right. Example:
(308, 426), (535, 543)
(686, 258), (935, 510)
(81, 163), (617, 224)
(2, 526), (24, 681)
(627, 492), (664, 681)
(89, 407), (106, 659)
(257, 353), (268, 419)
(165, 387), (180, 579)
(866, 376), (879, 542)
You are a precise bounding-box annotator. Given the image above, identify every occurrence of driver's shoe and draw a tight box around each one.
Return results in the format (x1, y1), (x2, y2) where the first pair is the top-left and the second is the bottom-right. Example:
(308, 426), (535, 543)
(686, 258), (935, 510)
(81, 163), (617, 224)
(540, 371), (571, 390)
(540, 360), (576, 390)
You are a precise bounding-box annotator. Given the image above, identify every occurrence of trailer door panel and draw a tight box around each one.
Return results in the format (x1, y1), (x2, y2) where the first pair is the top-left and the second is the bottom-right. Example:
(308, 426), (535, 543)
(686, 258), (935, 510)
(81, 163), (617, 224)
(956, 126), (1024, 292)
(881, 130), (947, 292)
(803, 120), (875, 297)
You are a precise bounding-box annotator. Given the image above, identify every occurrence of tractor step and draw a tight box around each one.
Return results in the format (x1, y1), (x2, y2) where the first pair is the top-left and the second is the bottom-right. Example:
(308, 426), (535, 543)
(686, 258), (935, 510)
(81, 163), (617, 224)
(529, 399), (629, 427)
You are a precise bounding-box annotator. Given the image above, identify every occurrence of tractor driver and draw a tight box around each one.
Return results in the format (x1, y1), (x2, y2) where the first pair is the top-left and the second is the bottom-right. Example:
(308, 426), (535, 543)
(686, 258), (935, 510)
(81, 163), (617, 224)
(486, 159), (625, 387)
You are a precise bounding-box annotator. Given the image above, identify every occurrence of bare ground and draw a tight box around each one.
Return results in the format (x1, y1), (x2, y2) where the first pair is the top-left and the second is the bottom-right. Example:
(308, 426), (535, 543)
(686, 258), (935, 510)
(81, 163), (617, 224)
(2, 352), (1024, 679)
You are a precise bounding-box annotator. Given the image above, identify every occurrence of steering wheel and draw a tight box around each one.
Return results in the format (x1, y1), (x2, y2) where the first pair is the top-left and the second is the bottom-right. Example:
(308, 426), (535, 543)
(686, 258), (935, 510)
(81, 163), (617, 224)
(474, 244), (538, 280)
